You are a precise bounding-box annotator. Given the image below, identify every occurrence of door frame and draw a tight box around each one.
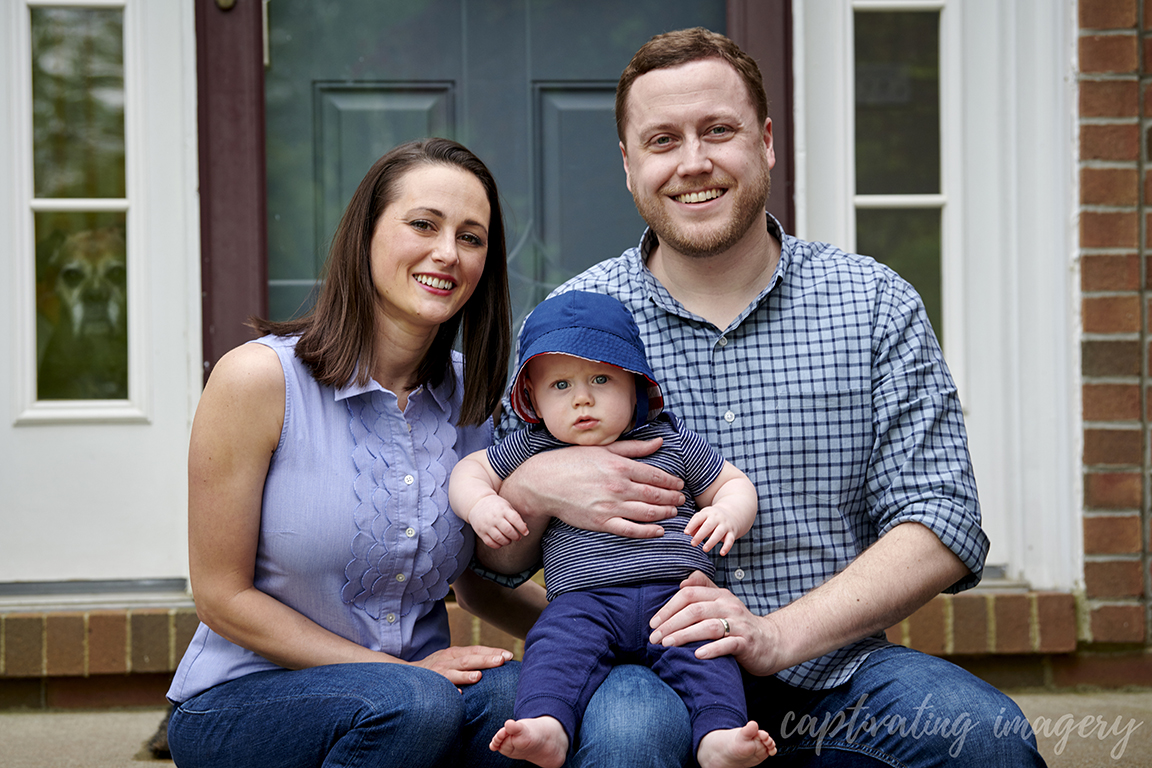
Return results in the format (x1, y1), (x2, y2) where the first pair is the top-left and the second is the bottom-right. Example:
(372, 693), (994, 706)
(195, 0), (794, 375)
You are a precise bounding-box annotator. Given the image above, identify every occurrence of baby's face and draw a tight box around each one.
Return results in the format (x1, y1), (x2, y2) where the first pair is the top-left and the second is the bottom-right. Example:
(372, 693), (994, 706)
(525, 354), (637, 446)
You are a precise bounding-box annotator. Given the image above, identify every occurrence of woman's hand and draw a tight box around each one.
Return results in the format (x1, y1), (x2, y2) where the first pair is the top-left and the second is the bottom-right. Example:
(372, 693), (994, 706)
(413, 645), (514, 687)
(648, 571), (782, 677)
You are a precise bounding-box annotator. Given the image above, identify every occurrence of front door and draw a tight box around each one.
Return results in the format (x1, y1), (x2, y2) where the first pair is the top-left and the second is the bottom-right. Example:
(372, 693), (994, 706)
(263, 0), (727, 328)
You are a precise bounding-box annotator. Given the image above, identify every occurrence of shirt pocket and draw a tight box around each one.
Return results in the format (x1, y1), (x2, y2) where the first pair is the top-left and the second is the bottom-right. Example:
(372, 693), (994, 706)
(763, 389), (871, 505)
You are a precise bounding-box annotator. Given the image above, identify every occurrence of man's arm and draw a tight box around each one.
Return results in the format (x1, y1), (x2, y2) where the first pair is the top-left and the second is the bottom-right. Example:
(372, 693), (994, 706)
(476, 438), (687, 574)
(649, 521), (969, 676)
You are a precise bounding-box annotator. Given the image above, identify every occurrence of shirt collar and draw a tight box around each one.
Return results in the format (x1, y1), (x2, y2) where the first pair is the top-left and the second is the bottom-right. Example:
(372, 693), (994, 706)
(333, 369), (452, 411)
(633, 212), (791, 331)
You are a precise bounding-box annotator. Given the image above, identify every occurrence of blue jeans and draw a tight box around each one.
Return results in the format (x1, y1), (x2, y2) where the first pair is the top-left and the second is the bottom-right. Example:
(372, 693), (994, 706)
(570, 647), (1048, 767)
(167, 661), (525, 768)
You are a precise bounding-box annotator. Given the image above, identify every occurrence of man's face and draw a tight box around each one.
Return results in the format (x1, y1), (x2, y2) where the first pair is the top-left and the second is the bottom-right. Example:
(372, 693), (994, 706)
(620, 58), (774, 260)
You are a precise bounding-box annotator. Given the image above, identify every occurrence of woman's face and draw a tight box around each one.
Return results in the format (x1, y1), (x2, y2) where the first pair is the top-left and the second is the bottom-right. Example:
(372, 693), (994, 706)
(369, 163), (491, 333)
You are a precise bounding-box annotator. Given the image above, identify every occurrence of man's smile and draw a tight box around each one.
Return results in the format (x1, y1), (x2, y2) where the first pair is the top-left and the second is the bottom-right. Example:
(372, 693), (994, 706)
(672, 188), (726, 204)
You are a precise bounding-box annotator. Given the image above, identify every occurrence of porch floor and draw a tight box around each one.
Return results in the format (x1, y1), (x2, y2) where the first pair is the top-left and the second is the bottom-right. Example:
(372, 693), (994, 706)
(1, 691), (1150, 767)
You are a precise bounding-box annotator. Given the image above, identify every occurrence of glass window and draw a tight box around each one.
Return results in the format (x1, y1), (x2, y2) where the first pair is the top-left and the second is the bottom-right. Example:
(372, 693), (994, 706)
(854, 9), (943, 344)
(854, 11), (940, 195)
(30, 6), (128, 401)
(856, 208), (942, 337)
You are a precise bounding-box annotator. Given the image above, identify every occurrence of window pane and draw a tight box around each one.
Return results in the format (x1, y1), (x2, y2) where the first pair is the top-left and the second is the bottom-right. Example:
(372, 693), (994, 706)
(35, 212), (129, 400)
(854, 11), (940, 195)
(31, 7), (126, 199)
(856, 208), (942, 344)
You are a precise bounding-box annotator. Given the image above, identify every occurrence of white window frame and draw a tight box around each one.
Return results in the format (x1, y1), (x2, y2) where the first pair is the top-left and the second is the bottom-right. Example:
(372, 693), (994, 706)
(794, 0), (1081, 590)
(10, 0), (150, 424)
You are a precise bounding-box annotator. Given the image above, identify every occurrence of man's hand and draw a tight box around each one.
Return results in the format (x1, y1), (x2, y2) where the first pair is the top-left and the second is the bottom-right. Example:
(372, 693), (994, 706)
(501, 438), (686, 539)
(648, 571), (782, 677)
(648, 524), (973, 679)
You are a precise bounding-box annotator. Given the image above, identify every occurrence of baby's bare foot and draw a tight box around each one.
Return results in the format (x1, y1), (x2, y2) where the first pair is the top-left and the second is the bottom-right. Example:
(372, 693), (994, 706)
(489, 716), (569, 768)
(697, 721), (777, 768)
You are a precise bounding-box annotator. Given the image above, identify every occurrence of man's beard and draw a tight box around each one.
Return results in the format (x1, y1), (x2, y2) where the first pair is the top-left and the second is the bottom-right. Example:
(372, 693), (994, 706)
(634, 156), (771, 260)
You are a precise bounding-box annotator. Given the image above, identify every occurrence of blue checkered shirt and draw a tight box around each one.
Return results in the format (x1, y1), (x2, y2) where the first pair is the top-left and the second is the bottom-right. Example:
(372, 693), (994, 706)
(490, 214), (988, 690)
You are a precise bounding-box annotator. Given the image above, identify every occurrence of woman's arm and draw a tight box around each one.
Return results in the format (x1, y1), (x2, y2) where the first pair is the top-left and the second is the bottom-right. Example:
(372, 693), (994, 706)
(189, 344), (509, 685)
(189, 344), (386, 668)
(451, 567), (547, 640)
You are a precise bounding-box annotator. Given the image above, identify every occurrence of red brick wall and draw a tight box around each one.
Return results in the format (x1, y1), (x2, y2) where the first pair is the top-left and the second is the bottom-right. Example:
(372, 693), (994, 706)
(1079, 0), (1151, 647)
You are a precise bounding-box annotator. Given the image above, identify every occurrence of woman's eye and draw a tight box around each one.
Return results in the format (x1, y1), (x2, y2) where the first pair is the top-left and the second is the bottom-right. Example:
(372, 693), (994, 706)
(460, 232), (484, 246)
(410, 219), (433, 231)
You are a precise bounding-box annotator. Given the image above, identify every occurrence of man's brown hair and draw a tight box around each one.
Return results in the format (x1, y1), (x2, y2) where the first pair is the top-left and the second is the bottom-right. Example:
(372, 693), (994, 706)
(615, 27), (768, 144)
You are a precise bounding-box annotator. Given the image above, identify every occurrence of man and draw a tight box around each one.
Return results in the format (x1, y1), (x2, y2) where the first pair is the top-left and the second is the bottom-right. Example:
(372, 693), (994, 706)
(482, 27), (1045, 767)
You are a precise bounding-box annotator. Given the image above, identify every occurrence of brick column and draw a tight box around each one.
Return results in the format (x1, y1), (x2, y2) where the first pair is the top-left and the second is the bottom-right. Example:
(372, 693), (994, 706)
(1079, 0), (1149, 646)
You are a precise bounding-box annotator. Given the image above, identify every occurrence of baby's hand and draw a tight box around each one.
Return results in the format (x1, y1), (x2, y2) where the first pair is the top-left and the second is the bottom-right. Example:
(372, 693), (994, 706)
(469, 496), (530, 549)
(685, 507), (738, 556)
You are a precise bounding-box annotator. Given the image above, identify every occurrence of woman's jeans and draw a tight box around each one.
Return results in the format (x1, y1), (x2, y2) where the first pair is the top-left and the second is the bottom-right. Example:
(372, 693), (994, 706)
(167, 661), (524, 768)
(571, 646), (1048, 767)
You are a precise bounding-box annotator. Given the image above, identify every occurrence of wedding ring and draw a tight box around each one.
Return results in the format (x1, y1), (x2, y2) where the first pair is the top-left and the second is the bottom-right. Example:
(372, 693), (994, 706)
(720, 618), (730, 637)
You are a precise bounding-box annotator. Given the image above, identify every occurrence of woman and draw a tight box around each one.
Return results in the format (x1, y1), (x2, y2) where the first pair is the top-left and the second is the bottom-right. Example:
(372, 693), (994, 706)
(167, 138), (545, 767)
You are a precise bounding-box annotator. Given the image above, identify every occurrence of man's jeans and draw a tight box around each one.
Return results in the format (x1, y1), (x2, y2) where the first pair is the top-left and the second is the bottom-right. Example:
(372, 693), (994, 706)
(572, 646), (1047, 767)
(167, 661), (524, 768)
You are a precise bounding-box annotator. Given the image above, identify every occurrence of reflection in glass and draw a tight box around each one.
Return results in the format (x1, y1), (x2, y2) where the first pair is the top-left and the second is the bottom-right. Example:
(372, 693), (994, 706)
(856, 208), (942, 345)
(854, 11), (940, 195)
(35, 212), (129, 400)
(31, 7), (125, 199)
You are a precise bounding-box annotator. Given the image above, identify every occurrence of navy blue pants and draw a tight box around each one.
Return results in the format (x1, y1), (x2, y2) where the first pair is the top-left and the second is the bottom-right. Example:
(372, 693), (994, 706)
(514, 581), (746, 756)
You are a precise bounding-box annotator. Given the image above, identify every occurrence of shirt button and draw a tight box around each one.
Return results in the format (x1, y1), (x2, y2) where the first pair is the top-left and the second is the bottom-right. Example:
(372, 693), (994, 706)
(405, 527), (416, 538)
(723, 410), (736, 423)
(386, 613), (396, 624)
(403, 474), (414, 485)
(395, 573), (406, 582)
(717, 336), (728, 347)
(735, 569), (746, 580)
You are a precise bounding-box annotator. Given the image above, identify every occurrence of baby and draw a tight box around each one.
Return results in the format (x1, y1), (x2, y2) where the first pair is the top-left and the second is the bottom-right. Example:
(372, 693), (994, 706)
(450, 291), (776, 768)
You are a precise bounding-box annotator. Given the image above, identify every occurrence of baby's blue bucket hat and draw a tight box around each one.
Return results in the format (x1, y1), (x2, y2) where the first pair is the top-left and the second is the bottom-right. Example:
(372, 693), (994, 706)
(510, 291), (664, 430)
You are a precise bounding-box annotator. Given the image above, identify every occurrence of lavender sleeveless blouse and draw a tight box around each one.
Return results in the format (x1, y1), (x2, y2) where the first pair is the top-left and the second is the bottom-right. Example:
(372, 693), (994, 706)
(167, 336), (490, 703)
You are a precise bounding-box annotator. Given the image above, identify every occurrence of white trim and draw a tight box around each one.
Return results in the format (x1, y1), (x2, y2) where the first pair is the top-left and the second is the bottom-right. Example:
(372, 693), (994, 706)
(30, 198), (129, 211)
(26, 0), (124, 6)
(791, 0), (808, 237)
(855, 194), (946, 208)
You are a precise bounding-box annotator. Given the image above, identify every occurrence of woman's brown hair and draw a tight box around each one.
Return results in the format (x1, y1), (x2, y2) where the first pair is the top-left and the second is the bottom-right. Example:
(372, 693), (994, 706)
(251, 138), (511, 427)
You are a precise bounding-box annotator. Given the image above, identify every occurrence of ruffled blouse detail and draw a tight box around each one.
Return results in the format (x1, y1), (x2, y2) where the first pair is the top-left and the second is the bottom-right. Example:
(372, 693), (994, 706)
(341, 387), (464, 620)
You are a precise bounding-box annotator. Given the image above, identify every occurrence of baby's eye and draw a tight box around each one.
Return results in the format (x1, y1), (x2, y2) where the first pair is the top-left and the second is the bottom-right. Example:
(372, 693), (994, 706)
(554, 381), (569, 390)
(592, 375), (608, 384)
